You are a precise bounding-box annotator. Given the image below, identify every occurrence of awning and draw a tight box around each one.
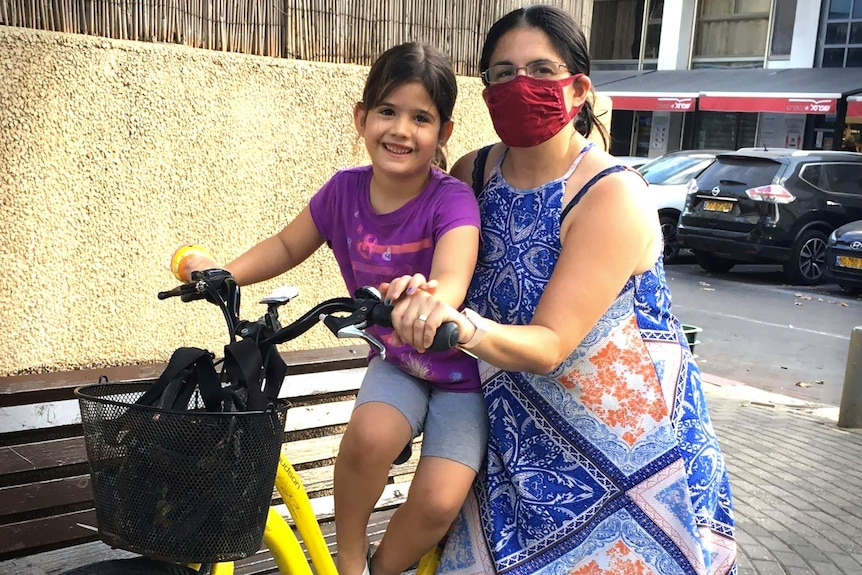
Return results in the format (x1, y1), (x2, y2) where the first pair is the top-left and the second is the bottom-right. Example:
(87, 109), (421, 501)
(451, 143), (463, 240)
(591, 68), (862, 115)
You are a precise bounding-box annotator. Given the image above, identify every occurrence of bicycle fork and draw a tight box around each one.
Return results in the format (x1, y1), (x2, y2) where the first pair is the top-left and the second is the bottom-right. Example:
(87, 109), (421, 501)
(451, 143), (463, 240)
(266, 454), (339, 575)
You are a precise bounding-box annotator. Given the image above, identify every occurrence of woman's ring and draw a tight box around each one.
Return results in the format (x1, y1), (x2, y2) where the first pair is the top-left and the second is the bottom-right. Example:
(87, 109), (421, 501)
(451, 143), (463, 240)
(416, 314), (428, 323)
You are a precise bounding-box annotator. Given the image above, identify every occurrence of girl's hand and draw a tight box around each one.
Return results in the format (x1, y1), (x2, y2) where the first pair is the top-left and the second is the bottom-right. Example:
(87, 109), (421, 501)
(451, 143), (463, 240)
(170, 245), (220, 282)
(389, 289), (469, 352)
(380, 274), (438, 304)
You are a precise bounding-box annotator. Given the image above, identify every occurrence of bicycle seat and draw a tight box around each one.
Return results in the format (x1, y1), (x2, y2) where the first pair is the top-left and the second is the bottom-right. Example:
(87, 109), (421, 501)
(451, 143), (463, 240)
(260, 286), (300, 305)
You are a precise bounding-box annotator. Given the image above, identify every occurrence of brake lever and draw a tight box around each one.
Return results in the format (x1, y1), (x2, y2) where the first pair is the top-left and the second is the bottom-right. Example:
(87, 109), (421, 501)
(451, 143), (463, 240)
(320, 312), (387, 359)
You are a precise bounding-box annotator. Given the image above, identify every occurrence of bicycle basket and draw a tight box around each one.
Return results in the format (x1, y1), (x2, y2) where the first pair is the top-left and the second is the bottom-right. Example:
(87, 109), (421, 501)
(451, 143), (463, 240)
(76, 381), (289, 563)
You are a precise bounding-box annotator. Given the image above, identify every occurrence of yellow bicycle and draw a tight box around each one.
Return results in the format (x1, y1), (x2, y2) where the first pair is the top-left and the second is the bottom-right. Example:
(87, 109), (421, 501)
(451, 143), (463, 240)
(64, 270), (457, 575)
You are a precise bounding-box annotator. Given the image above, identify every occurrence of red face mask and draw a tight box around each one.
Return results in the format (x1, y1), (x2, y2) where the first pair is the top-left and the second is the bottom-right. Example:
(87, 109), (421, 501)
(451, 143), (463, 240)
(484, 74), (584, 148)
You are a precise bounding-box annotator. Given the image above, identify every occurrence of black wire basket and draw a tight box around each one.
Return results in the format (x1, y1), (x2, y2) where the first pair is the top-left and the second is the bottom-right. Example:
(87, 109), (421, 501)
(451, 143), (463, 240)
(76, 381), (289, 563)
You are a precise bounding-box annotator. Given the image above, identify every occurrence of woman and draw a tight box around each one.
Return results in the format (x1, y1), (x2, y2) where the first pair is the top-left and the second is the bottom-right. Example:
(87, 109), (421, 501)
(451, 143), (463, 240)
(386, 5), (737, 575)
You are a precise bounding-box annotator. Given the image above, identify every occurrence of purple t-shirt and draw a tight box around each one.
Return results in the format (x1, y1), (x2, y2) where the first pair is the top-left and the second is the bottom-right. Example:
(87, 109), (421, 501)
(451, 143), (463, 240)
(309, 166), (481, 392)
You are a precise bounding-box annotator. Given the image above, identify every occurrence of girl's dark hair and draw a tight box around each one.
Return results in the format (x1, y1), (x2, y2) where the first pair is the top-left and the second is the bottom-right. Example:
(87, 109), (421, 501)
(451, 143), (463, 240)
(479, 5), (609, 148)
(361, 42), (458, 125)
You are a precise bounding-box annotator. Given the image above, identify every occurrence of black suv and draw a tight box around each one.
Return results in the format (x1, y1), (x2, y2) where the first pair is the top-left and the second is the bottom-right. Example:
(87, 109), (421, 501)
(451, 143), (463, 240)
(677, 149), (862, 285)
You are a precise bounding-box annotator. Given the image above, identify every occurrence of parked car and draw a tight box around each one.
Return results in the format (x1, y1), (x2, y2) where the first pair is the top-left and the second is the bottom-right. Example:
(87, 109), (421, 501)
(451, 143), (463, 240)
(824, 219), (862, 294)
(615, 155), (649, 170)
(677, 149), (862, 285)
(636, 150), (728, 261)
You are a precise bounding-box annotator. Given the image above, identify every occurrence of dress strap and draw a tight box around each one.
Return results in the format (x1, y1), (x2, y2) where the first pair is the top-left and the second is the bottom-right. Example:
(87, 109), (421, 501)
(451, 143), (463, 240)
(559, 165), (629, 223)
(471, 144), (494, 197)
(562, 142), (595, 180)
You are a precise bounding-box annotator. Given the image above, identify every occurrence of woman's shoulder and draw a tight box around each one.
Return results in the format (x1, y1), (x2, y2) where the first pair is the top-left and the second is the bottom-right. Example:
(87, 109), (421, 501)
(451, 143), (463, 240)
(449, 144), (504, 188)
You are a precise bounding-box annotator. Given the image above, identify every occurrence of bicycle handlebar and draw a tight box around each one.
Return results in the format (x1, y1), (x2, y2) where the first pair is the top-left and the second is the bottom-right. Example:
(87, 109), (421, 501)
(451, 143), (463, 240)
(158, 272), (459, 353)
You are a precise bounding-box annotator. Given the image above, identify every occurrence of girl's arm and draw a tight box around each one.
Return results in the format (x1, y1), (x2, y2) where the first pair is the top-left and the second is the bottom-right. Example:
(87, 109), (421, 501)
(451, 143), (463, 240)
(391, 170), (658, 374)
(427, 224), (479, 307)
(181, 206), (325, 286)
(384, 224), (478, 308)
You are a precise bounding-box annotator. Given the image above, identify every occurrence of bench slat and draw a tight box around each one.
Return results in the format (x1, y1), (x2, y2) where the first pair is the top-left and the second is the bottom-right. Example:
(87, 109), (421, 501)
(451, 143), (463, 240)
(0, 437), (86, 476)
(0, 509), (97, 556)
(0, 475), (91, 518)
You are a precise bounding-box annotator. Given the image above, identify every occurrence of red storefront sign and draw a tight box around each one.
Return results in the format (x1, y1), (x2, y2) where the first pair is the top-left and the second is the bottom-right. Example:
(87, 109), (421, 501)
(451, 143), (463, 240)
(607, 95), (697, 112)
(699, 95), (836, 115)
(847, 97), (862, 117)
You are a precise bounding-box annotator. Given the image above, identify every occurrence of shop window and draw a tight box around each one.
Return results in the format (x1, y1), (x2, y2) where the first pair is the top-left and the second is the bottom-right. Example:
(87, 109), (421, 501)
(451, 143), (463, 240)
(769, 0), (797, 58)
(590, 0), (663, 70)
(693, 111), (758, 150)
(610, 110), (636, 156)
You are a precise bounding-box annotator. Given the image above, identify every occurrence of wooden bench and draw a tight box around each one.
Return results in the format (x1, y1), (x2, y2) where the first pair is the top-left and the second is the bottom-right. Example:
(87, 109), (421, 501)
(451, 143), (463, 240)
(0, 345), (417, 574)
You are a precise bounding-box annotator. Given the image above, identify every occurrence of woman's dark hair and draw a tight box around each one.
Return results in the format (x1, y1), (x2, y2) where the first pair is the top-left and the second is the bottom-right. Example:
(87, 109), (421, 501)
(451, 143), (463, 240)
(479, 5), (608, 147)
(361, 42), (458, 125)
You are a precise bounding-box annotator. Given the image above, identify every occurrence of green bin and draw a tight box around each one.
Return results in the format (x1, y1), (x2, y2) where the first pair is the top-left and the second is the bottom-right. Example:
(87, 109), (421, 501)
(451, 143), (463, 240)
(681, 324), (702, 357)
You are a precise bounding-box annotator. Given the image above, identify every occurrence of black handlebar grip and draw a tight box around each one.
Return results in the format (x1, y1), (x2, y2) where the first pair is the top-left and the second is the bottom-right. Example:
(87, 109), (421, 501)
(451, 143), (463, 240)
(429, 322), (460, 352)
(369, 302), (460, 351)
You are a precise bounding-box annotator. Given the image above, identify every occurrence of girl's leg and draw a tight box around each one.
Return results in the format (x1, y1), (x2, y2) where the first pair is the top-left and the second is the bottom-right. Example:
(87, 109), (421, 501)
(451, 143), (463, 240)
(371, 390), (489, 575)
(371, 457), (477, 575)
(334, 402), (412, 575)
(334, 358), (429, 575)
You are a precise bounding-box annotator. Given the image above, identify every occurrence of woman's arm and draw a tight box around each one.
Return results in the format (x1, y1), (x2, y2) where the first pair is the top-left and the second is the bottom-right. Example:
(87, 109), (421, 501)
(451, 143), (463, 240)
(391, 170), (658, 374)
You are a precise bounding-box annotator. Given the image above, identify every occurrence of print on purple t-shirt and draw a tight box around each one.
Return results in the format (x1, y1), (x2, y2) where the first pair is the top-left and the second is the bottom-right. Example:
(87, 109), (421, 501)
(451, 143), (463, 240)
(309, 166), (481, 393)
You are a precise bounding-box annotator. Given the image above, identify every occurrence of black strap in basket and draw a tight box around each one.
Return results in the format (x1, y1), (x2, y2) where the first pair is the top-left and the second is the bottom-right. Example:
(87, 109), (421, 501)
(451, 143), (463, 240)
(136, 341), (286, 413)
(135, 347), (225, 412)
(222, 338), (286, 411)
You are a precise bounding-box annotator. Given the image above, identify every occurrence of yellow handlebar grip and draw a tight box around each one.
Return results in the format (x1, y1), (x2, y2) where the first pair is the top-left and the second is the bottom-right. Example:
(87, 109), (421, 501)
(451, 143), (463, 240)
(170, 244), (214, 282)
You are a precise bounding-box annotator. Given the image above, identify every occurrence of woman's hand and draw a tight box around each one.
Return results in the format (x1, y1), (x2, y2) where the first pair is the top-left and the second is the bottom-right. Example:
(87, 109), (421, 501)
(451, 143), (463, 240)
(389, 289), (472, 352)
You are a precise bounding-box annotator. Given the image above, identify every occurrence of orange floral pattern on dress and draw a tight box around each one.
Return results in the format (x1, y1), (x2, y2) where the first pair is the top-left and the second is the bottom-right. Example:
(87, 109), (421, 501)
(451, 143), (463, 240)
(570, 540), (653, 575)
(561, 320), (667, 445)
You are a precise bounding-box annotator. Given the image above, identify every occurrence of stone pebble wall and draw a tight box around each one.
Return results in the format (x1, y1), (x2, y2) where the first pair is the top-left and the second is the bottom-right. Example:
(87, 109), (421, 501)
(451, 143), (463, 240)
(0, 26), (504, 376)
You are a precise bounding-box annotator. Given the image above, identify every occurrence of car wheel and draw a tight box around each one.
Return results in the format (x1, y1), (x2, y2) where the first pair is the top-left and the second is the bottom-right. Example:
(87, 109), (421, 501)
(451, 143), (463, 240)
(694, 251), (735, 273)
(783, 229), (828, 285)
(659, 213), (681, 263)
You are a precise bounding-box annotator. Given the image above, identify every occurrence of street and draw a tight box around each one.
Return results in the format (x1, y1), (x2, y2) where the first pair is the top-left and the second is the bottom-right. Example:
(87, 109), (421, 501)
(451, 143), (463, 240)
(664, 256), (862, 406)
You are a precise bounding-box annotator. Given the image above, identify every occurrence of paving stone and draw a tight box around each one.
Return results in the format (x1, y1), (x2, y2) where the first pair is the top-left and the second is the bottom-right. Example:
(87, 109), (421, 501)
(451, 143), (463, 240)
(751, 559), (792, 575)
(804, 561), (847, 575)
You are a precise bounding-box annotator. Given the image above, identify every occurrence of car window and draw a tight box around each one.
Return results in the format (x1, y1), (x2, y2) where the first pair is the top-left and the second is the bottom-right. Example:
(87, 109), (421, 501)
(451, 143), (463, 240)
(697, 157), (782, 190)
(639, 156), (715, 185)
(800, 162), (862, 194)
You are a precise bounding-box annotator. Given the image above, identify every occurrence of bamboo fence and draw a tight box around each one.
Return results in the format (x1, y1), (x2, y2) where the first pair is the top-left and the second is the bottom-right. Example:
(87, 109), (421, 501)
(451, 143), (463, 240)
(0, 0), (591, 76)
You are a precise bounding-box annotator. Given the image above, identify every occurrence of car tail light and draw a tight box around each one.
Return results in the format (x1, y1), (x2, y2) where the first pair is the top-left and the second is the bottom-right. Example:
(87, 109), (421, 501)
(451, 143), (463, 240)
(744, 184), (795, 203)
(686, 178), (698, 195)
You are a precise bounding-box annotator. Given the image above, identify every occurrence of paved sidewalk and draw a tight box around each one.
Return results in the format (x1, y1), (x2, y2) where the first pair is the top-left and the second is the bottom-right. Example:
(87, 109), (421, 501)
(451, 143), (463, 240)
(702, 374), (862, 575)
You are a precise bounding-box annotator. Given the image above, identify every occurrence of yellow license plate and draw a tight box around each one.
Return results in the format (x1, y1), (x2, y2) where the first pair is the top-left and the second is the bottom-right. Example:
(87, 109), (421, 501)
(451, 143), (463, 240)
(703, 200), (733, 213)
(837, 255), (862, 270)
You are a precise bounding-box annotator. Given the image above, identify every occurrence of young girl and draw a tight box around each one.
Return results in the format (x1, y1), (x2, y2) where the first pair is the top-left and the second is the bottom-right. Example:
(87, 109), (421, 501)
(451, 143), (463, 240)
(176, 42), (487, 575)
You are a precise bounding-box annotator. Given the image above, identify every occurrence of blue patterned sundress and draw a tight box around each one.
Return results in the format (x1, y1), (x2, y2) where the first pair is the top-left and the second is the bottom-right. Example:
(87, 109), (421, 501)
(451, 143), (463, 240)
(437, 146), (737, 575)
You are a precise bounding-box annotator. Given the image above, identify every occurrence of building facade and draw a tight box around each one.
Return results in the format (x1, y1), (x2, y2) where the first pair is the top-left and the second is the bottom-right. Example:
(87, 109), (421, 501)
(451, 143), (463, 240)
(591, 0), (862, 156)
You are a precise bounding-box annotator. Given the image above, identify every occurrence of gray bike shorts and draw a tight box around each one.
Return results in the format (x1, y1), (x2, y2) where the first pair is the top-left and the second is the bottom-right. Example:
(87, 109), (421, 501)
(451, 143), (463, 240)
(354, 357), (489, 473)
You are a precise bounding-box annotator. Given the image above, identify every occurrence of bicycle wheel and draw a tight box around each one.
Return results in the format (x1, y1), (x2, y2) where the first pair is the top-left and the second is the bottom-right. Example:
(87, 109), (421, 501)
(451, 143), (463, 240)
(61, 557), (198, 575)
